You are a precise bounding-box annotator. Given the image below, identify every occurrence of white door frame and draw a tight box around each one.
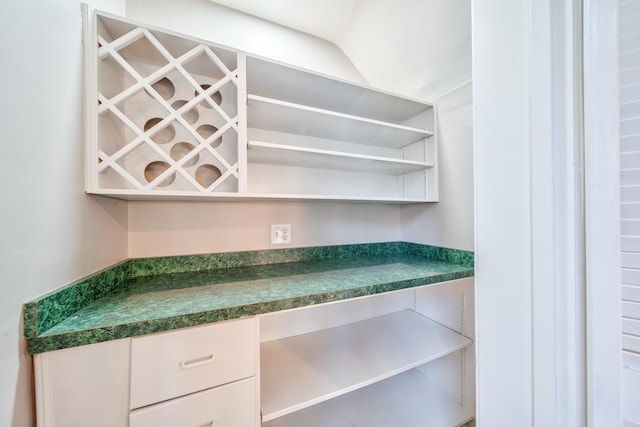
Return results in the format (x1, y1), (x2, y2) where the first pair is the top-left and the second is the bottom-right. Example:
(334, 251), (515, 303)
(473, 0), (621, 425)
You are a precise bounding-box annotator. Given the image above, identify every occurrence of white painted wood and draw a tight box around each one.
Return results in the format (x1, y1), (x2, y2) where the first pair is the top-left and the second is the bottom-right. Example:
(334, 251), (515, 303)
(415, 278), (475, 415)
(624, 350), (640, 369)
(620, 0), (640, 394)
(623, 285), (640, 302)
(33, 339), (130, 427)
(85, 10), (437, 202)
(260, 309), (471, 421)
(585, 0), (623, 425)
(473, 0), (534, 424)
(130, 317), (255, 409)
(474, 0), (592, 425)
(246, 95), (431, 148)
(247, 163), (411, 201)
(415, 277), (474, 337)
(129, 377), (256, 427)
(247, 140), (431, 174)
(623, 367), (640, 423)
(259, 288), (414, 342)
(237, 52), (248, 193)
(623, 301), (640, 319)
(263, 369), (474, 427)
(87, 10), (241, 196)
(622, 334), (640, 354)
(246, 56), (432, 123)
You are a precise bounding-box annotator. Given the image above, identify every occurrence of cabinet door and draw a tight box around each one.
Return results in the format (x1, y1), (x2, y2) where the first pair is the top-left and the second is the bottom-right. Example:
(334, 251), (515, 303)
(129, 377), (256, 427)
(34, 339), (130, 427)
(130, 317), (256, 408)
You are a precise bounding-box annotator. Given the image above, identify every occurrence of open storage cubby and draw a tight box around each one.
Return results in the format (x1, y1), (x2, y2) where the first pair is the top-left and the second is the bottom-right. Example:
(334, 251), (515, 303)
(84, 8), (437, 203)
(245, 57), (437, 202)
(259, 281), (475, 426)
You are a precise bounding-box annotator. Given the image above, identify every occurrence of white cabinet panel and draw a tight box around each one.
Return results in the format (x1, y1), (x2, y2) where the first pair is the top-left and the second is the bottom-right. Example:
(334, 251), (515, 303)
(34, 339), (130, 427)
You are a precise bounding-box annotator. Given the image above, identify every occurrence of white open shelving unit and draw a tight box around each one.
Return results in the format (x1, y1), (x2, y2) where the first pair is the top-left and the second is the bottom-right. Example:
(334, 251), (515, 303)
(263, 370), (473, 427)
(261, 310), (471, 425)
(259, 280), (476, 427)
(84, 8), (438, 203)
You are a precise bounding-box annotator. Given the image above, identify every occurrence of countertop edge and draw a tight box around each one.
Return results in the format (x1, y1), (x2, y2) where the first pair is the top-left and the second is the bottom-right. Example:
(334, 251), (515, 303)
(27, 268), (473, 354)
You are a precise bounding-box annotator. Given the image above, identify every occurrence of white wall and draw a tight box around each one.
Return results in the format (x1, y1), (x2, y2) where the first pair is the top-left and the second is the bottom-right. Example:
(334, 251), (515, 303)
(0, 0), (129, 425)
(401, 83), (473, 251)
(338, 0), (471, 101)
(125, 0), (366, 84)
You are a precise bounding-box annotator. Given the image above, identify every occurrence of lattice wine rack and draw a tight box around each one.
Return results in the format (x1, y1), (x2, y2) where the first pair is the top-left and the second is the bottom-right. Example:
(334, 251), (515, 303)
(84, 11), (241, 197)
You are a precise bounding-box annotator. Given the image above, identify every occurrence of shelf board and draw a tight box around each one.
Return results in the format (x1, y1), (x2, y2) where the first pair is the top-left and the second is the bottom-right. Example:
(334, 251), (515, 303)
(247, 140), (431, 174)
(246, 56), (432, 124)
(263, 369), (474, 427)
(260, 310), (471, 422)
(86, 190), (435, 203)
(247, 95), (432, 148)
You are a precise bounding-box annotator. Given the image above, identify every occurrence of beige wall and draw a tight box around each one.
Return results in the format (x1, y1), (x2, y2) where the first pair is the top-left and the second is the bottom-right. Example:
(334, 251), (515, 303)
(128, 201), (401, 257)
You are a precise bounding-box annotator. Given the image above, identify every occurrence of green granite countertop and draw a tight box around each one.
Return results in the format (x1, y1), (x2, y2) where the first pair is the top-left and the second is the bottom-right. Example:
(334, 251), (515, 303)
(23, 242), (473, 354)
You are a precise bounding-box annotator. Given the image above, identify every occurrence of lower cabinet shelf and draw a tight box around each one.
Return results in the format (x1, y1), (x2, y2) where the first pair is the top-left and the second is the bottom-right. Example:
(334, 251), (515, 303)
(260, 309), (472, 424)
(262, 369), (474, 427)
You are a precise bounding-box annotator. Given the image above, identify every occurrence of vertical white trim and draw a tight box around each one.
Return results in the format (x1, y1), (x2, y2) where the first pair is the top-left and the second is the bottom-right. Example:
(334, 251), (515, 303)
(583, 0), (622, 425)
(474, 0), (594, 425)
(33, 354), (50, 427)
(82, 4), (98, 194)
(529, 0), (558, 424)
(236, 52), (248, 194)
(472, 0), (533, 424)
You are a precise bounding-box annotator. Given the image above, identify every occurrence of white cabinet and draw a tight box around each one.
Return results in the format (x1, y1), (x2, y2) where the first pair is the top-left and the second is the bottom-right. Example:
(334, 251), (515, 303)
(33, 281), (472, 427)
(33, 318), (259, 427)
(83, 8), (437, 203)
(259, 279), (475, 427)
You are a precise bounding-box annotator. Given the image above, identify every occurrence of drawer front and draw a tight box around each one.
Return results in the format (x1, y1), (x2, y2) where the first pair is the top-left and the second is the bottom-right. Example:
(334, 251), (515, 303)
(130, 317), (256, 409)
(129, 377), (256, 427)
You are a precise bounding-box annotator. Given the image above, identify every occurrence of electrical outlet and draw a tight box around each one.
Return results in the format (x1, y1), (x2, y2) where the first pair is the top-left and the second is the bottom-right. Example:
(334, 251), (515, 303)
(271, 224), (291, 245)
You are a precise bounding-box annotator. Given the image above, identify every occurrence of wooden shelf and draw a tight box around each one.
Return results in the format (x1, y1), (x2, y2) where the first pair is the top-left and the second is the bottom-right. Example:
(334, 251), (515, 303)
(260, 310), (471, 422)
(247, 95), (432, 148)
(87, 9), (437, 203)
(262, 369), (474, 427)
(246, 56), (432, 124)
(247, 140), (431, 174)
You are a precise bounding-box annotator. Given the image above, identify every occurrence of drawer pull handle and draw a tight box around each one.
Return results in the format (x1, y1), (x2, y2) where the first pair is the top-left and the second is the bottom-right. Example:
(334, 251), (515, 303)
(179, 353), (216, 369)
(197, 420), (216, 427)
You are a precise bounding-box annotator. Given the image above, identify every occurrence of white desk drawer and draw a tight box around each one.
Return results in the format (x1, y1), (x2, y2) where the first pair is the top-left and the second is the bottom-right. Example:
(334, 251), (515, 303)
(129, 377), (256, 427)
(130, 317), (256, 409)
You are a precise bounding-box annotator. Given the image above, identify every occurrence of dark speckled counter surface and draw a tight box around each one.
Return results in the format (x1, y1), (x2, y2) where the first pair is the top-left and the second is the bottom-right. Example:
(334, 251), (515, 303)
(23, 242), (473, 354)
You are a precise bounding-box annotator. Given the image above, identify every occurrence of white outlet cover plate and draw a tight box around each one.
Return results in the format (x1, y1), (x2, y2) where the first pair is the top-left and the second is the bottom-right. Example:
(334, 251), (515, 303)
(271, 224), (291, 245)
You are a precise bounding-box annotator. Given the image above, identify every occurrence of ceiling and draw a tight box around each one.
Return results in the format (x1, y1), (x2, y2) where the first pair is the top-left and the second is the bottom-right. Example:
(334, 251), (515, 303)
(208, 0), (358, 44)
(208, 0), (471, 100)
